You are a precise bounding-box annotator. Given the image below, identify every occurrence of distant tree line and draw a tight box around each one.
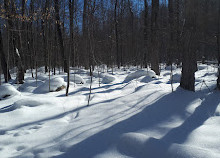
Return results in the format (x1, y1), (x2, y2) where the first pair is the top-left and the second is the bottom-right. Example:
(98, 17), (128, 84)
(0, 0), (219, 91)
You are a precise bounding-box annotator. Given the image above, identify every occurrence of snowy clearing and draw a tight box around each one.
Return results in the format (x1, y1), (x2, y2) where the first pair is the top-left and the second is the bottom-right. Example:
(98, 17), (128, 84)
(0, 64), (220, 158)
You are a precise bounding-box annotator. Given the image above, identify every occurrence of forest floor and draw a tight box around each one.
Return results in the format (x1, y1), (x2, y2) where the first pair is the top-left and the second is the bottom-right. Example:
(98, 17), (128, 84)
(0, 64), (220, 158)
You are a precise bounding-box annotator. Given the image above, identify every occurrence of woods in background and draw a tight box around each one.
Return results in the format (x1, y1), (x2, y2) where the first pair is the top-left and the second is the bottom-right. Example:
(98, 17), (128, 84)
(0, 0), (219, 91)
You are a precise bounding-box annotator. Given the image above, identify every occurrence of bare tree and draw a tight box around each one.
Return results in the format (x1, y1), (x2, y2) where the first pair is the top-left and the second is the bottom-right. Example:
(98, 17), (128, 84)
(143, 0), (149, 68)
(217, 0), (220, 89)
(180, 0), (198, 91)
(151, 0), (160, 75)
(54, 0), (68, 73)
(114, 0), (120, 68)
(4, 0), (24, 84)
(0, 29), (11, 82)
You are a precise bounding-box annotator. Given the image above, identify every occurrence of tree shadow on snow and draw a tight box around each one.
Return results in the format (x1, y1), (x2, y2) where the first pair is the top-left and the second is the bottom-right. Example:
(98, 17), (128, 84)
(51, 88), (218, 158)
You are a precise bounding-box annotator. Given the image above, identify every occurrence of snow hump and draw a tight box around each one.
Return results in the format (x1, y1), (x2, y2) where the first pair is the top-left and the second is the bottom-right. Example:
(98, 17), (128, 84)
(124, 70), (156, 82)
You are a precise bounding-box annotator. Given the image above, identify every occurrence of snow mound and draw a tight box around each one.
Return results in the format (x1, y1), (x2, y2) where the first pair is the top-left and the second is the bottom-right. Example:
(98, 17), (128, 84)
(34, 77), (66, 93)
(118, 133), (166, 158)
(19, 80), (44, 92)
(91, 71), (104, 78)
(99, 64), (107, 72)
(140, 76), (154, 83)
(118, 132), (218, 158)
(0, 98), (48, 112)
(124, 70), (156, 82)
(171, 73), (181, 82)
(75, 69), (88, 74)
(0, 84), (20, 99)
(197, 64), (207, 70)
(14, 98), (51, 107)
(118, 133), (149, 157)
(37, 75), (49, 81)
(165, 65), (177, 70)
(102, 74), (116, 84)
(64, 74), (85, 84)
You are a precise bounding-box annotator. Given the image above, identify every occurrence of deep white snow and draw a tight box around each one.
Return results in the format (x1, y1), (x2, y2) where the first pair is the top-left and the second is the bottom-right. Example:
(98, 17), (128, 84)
(0, 64), (220, 158)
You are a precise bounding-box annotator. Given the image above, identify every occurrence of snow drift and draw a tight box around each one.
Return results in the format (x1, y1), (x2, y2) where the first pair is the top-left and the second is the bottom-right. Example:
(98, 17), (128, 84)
(124, 69), (156, 82)
(0, 84), (20, 100)
(33, 77), (66, 93)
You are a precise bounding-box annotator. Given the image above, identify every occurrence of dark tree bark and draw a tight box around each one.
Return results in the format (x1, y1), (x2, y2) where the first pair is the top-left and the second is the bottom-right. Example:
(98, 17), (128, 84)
(168, 0), (175, 66)
(66, 0), (75, 96)
(128, 0), (135, 66)
(175, 0), (181, 66)
(0, 29), (11, 82)
(114, 0), (120, 68)
(151, 0), (160, 75)
(28, 0), (34, 77)
(180, 0), (198, 91)
(42, 0), (49, 73)
(143, 0), (148, 68)
(21, 0), (27, 70)
(217, 0), (220, 89)
(54, 0), (68, 73)
(4, 0), (24, 84)
(82, 0), (89, 69)
(69, 0), (75, 67)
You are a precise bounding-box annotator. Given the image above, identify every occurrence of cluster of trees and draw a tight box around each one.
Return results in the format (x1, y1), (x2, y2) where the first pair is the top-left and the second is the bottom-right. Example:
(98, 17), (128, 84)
(0, 0), (219, 92)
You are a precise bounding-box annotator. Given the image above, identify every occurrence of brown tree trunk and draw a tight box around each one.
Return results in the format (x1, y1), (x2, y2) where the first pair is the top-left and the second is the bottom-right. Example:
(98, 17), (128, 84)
(217, 0), (220, 89)
(83, 0), (89, 69)
(42, 0), (49, 73)
(168, 0), (174, 66)
(180, 0), (198, 91)
(4, 0), (24, 84)
(115, 0), (120, 68)
(54, 0), (68, 73)
(151, 0), (160, 75)
(143, 0), (148, 68)
(0, 29), (11, 82)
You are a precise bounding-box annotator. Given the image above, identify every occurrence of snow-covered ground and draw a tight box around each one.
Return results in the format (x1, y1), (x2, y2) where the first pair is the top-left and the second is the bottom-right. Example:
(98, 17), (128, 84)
(0, 64), (220, 158)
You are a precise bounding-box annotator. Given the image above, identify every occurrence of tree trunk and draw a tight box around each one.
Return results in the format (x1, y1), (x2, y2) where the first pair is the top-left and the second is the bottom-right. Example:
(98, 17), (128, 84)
(42, 0), (49, 73)
(83, 0), (89, 69)
(54, 0), (68, 73)
(0, 29), (11, 82)
(144, 0), (148, 68)
(115, 0), (120, 68)
(151, 0), (160, 75)
(217, 0), (220, 89)
(168, 0), (174, 65)
(4, 0), (24, 84)
(180, 0), (198, 91)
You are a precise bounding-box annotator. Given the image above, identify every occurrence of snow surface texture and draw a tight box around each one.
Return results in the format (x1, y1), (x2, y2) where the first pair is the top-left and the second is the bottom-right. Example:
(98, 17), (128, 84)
(64, 74), (85, 84)
(0, 64), (220, 158)
(124, 69), (156, 82)
(102, 74), (116, 84)
(0, 84), (20, 99)
(34, 77), (66, 93)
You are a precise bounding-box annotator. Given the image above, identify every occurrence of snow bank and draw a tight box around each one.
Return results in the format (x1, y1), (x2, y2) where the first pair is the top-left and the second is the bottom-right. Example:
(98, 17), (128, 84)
(171, 73), (181, 82)
(37, 75), (49, 81)
(64, 74), (85, 84)
(0, 98), (48, 112)
(75, 69), (88, 74)
(19, 80), (44, 92)
(165, 65), (177, 70)
(91, 71), (104, 78)
(197, 64), (207, 70)
(0, 84), (20, 99)
(140, 76), (154, 83)
(118, 132), (219, 158)
(100, 64), (107, 72)
(34, 77), (66, 93)
(124, 70), (156, 82)
(102, 74), (116, 84)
